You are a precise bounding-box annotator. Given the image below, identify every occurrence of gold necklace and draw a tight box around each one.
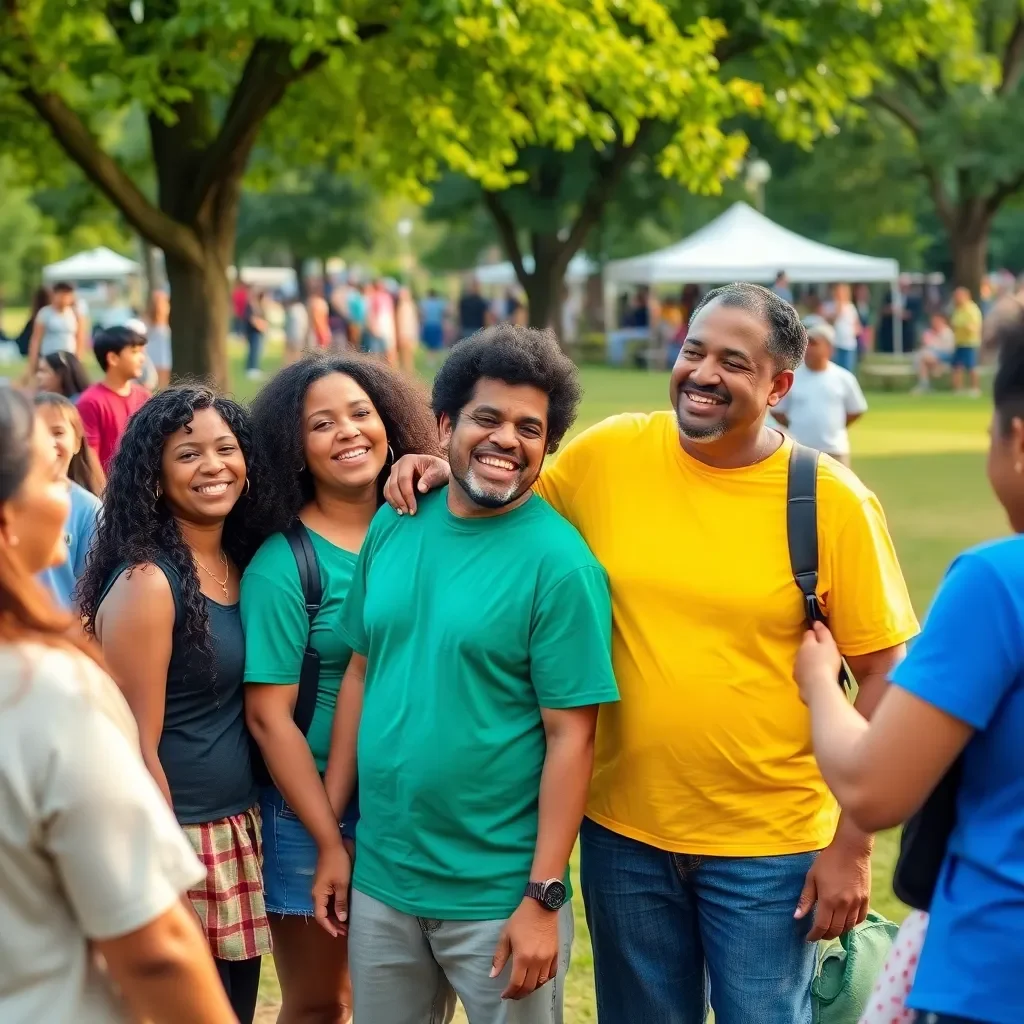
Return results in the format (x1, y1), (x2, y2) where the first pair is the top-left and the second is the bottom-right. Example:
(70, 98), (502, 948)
(194, 550), (230, 600)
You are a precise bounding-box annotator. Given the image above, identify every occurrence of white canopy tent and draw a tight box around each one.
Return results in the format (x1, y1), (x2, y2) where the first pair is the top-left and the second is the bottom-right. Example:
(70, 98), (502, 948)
(43, 246), (141, 282)
(605, 202), (903, 351)
(473, 253), (597, 287)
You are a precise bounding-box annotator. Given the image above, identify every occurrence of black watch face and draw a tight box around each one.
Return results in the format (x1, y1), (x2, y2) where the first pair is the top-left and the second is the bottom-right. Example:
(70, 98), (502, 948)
(542, 880), (567, 910)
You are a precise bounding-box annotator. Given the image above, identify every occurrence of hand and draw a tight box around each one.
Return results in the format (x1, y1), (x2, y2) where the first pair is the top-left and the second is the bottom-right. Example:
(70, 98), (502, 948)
(795, 622), (842, 705)
(312, 840), (351, 938)
(382, 454), (450, 516)
(490, 898), (560, 1000)
(794, 836), (871, 942)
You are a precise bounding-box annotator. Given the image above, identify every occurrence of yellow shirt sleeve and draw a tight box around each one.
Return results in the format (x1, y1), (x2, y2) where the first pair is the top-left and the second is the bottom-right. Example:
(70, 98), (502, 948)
(823, 490), (920, 658)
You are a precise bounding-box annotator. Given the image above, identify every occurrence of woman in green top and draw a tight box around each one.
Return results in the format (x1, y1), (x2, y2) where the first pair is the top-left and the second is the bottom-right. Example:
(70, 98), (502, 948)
(242, 355), (438, 1022)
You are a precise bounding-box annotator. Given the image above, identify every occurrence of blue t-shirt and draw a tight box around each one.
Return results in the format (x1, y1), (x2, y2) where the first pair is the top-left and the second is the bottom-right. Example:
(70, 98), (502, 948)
(37, 482), (101, 609)
(891, 537), (1024, 1024)
(419, 296), (446, 327)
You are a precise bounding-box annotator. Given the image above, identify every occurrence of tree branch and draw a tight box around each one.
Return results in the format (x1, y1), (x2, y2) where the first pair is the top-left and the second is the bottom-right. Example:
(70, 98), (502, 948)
(871, 91), (923, 137)
(1000, 15), (1024, 95)
(919, 165), (956, 228)
(186, 23), (387, 224)
(482, 190), (528, 284)
(6, 83), (202, 263)
(559, 121), (652, 270)
(986, 167), (1024, 215)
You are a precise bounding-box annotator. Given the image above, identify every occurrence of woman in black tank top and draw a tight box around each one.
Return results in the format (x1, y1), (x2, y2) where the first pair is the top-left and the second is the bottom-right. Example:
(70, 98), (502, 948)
(78, 385), (276, 1024)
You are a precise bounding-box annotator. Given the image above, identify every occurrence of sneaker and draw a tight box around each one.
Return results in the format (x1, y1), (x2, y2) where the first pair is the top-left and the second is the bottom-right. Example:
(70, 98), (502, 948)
(246, 369), (264, 381)
(911, 384), (929, 395)
(966, 388), (982, 398)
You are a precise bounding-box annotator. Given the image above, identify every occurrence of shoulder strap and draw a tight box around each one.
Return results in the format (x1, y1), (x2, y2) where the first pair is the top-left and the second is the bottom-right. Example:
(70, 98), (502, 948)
(786, 443), (824, 628)
(284, 522), (322, 736)
(786, 444), (850, 690)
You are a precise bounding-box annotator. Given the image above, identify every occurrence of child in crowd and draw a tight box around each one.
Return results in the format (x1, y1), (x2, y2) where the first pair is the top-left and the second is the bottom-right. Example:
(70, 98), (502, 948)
(77, 325), (150, 471)
(913, 311), (956, 393)
(32, 393), (104, 609)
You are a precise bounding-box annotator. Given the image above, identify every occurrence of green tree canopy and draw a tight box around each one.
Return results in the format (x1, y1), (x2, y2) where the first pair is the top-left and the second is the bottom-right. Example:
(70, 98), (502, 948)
(862, 0), (1024, 292)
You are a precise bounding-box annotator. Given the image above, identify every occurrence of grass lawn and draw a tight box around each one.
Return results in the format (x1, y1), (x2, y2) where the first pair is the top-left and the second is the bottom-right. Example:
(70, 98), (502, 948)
(1, 345), (998, 1022)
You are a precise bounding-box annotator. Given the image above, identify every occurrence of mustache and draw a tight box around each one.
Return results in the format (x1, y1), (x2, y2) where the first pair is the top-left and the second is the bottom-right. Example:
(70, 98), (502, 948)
(472, 445), (525, 469)
(681, 381), (731, 404)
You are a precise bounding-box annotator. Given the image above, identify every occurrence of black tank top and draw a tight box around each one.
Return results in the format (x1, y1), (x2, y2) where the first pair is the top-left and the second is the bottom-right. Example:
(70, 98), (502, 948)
(100, 560), (256, 824)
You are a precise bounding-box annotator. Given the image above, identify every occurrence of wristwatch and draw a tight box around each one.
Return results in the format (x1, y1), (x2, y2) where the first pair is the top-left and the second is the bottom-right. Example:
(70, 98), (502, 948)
(524, 878), (567, 911)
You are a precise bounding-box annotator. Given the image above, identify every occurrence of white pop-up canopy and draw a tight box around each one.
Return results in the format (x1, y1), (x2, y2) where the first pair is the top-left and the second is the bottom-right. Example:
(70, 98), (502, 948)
(473, 253), (597, 287)
(604, 202), (903, 351)
(43, 246), (141, 281)
(605, 202), (899, 285)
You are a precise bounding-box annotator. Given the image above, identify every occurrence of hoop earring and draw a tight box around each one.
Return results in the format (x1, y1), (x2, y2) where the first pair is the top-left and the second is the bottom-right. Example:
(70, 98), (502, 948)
(154, 483), (162, 499)
(242, 477), (251, 495)
(387, 444), (396, 466)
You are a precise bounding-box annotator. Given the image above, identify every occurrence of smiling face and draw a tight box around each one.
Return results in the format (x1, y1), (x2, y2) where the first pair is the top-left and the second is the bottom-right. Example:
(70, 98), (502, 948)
(160, 407), (247, 524)
(37, 403), (81, 478)
(442, 377), (549, 513)
(302, 372), (389, 498)
(669, 298), (793, 444)
(0, 414), (71, 574)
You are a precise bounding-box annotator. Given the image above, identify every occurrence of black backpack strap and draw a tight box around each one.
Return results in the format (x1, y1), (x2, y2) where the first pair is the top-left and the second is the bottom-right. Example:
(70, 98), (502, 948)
(786, 443), (851, 689)
(787, 443), (825, 628)
(284, 522), (323, 736)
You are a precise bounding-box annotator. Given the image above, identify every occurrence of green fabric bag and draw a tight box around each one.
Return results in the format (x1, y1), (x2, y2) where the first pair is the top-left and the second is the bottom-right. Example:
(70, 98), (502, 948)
(811, 911), (900, 1024)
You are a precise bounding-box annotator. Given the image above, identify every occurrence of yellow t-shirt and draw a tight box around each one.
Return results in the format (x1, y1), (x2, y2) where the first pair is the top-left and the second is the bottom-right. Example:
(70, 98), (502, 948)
(536, 412), (919, 856)
(951, 301), (983, 348)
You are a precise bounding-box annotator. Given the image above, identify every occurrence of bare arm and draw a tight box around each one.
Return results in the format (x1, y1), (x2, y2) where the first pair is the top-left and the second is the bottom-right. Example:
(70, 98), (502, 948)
(245, 684), (342, 850)
(846, 412), (863, 427)
(493, 705), (599, 1000)
(76, 313), (88, 360)
(96, 566), (175, 807)
(797, 625), (970, 832)
(95, 903), (236, 1024)
(322, 653), (366, 820)
(24, 317), (44, 382)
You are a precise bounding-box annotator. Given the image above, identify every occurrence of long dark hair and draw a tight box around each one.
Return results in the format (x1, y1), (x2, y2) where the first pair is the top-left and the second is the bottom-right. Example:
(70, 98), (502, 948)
(78, 384), (274, 654)
(0, 389), (98, 661)
(33, 393), (105, 496)
(249, 354), (440, 536)
(39, 351), (90, 399)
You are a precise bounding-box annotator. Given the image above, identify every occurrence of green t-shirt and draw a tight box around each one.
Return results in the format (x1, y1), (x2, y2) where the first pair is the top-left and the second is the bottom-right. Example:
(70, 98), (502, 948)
(339, 488), (619, 920)
(240, 528), (357, 771)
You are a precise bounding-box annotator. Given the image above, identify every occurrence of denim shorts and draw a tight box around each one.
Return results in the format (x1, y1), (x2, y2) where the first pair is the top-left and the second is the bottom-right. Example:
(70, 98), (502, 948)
(260, 785), (358, 917)
(951, 346), (978, 370)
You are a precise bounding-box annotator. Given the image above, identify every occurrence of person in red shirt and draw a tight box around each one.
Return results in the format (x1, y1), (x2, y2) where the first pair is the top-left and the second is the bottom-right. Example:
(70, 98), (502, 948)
(77, 326), (150, 472)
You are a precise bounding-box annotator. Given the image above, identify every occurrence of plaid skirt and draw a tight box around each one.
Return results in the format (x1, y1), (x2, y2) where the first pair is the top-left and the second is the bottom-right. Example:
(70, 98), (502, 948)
(182, 805), (272, 961)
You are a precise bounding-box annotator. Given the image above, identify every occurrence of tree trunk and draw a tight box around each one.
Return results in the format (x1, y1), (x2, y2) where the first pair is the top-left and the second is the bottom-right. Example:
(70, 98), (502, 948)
(522, 233), (569, 340)
(950, 221), (990, 296)
(164, 247), (231, 386)
(292, 253), (308, 299)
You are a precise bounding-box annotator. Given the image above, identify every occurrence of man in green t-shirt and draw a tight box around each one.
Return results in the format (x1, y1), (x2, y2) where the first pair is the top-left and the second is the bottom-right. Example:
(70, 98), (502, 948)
(316, 325), (619, 1024)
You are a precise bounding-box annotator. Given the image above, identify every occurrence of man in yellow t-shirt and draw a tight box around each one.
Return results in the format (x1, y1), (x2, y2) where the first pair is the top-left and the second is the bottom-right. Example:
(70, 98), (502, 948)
(385, 285), (918, 1024)
(950, 286), (984, 396)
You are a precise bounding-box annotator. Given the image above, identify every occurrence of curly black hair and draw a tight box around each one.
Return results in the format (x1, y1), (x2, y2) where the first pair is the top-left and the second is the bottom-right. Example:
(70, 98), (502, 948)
(431, 324), (582, 453)
(249, 354), (440, 535)
(690, 283), (807, 371)
(77, 383), (275, 655)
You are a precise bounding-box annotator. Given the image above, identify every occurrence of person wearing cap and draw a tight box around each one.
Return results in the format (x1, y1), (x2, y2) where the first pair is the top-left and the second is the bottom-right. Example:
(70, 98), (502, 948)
(772, 318), (868, 467)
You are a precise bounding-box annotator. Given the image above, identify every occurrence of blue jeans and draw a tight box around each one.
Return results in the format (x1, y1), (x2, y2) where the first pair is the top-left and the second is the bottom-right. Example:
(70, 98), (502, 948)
(579, 817), (817, 1024)
(831, 347), (857, 372)
(245, 328), (263, 372)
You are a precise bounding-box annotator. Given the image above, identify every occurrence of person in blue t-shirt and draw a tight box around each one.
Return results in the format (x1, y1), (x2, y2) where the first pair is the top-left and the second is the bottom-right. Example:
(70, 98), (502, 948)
(33, 393), (104, 609)
(795, 309), (1024, 1024)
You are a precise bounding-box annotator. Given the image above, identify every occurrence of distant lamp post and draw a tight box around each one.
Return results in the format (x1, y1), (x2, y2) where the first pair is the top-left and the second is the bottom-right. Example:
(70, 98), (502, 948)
(745, 159), (772, 213)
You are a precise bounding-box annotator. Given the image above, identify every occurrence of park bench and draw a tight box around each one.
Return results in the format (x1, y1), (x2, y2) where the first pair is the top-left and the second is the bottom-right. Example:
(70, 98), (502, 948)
(859, 360), (917, 391)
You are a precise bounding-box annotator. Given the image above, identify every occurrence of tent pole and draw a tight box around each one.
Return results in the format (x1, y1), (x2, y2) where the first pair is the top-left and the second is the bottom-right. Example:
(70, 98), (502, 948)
(892, 276), (903, 356)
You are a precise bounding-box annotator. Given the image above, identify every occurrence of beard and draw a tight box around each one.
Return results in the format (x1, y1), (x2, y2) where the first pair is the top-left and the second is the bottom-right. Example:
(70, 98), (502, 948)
(675, 394), (730, 443)
(449, 448), (535, 510)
